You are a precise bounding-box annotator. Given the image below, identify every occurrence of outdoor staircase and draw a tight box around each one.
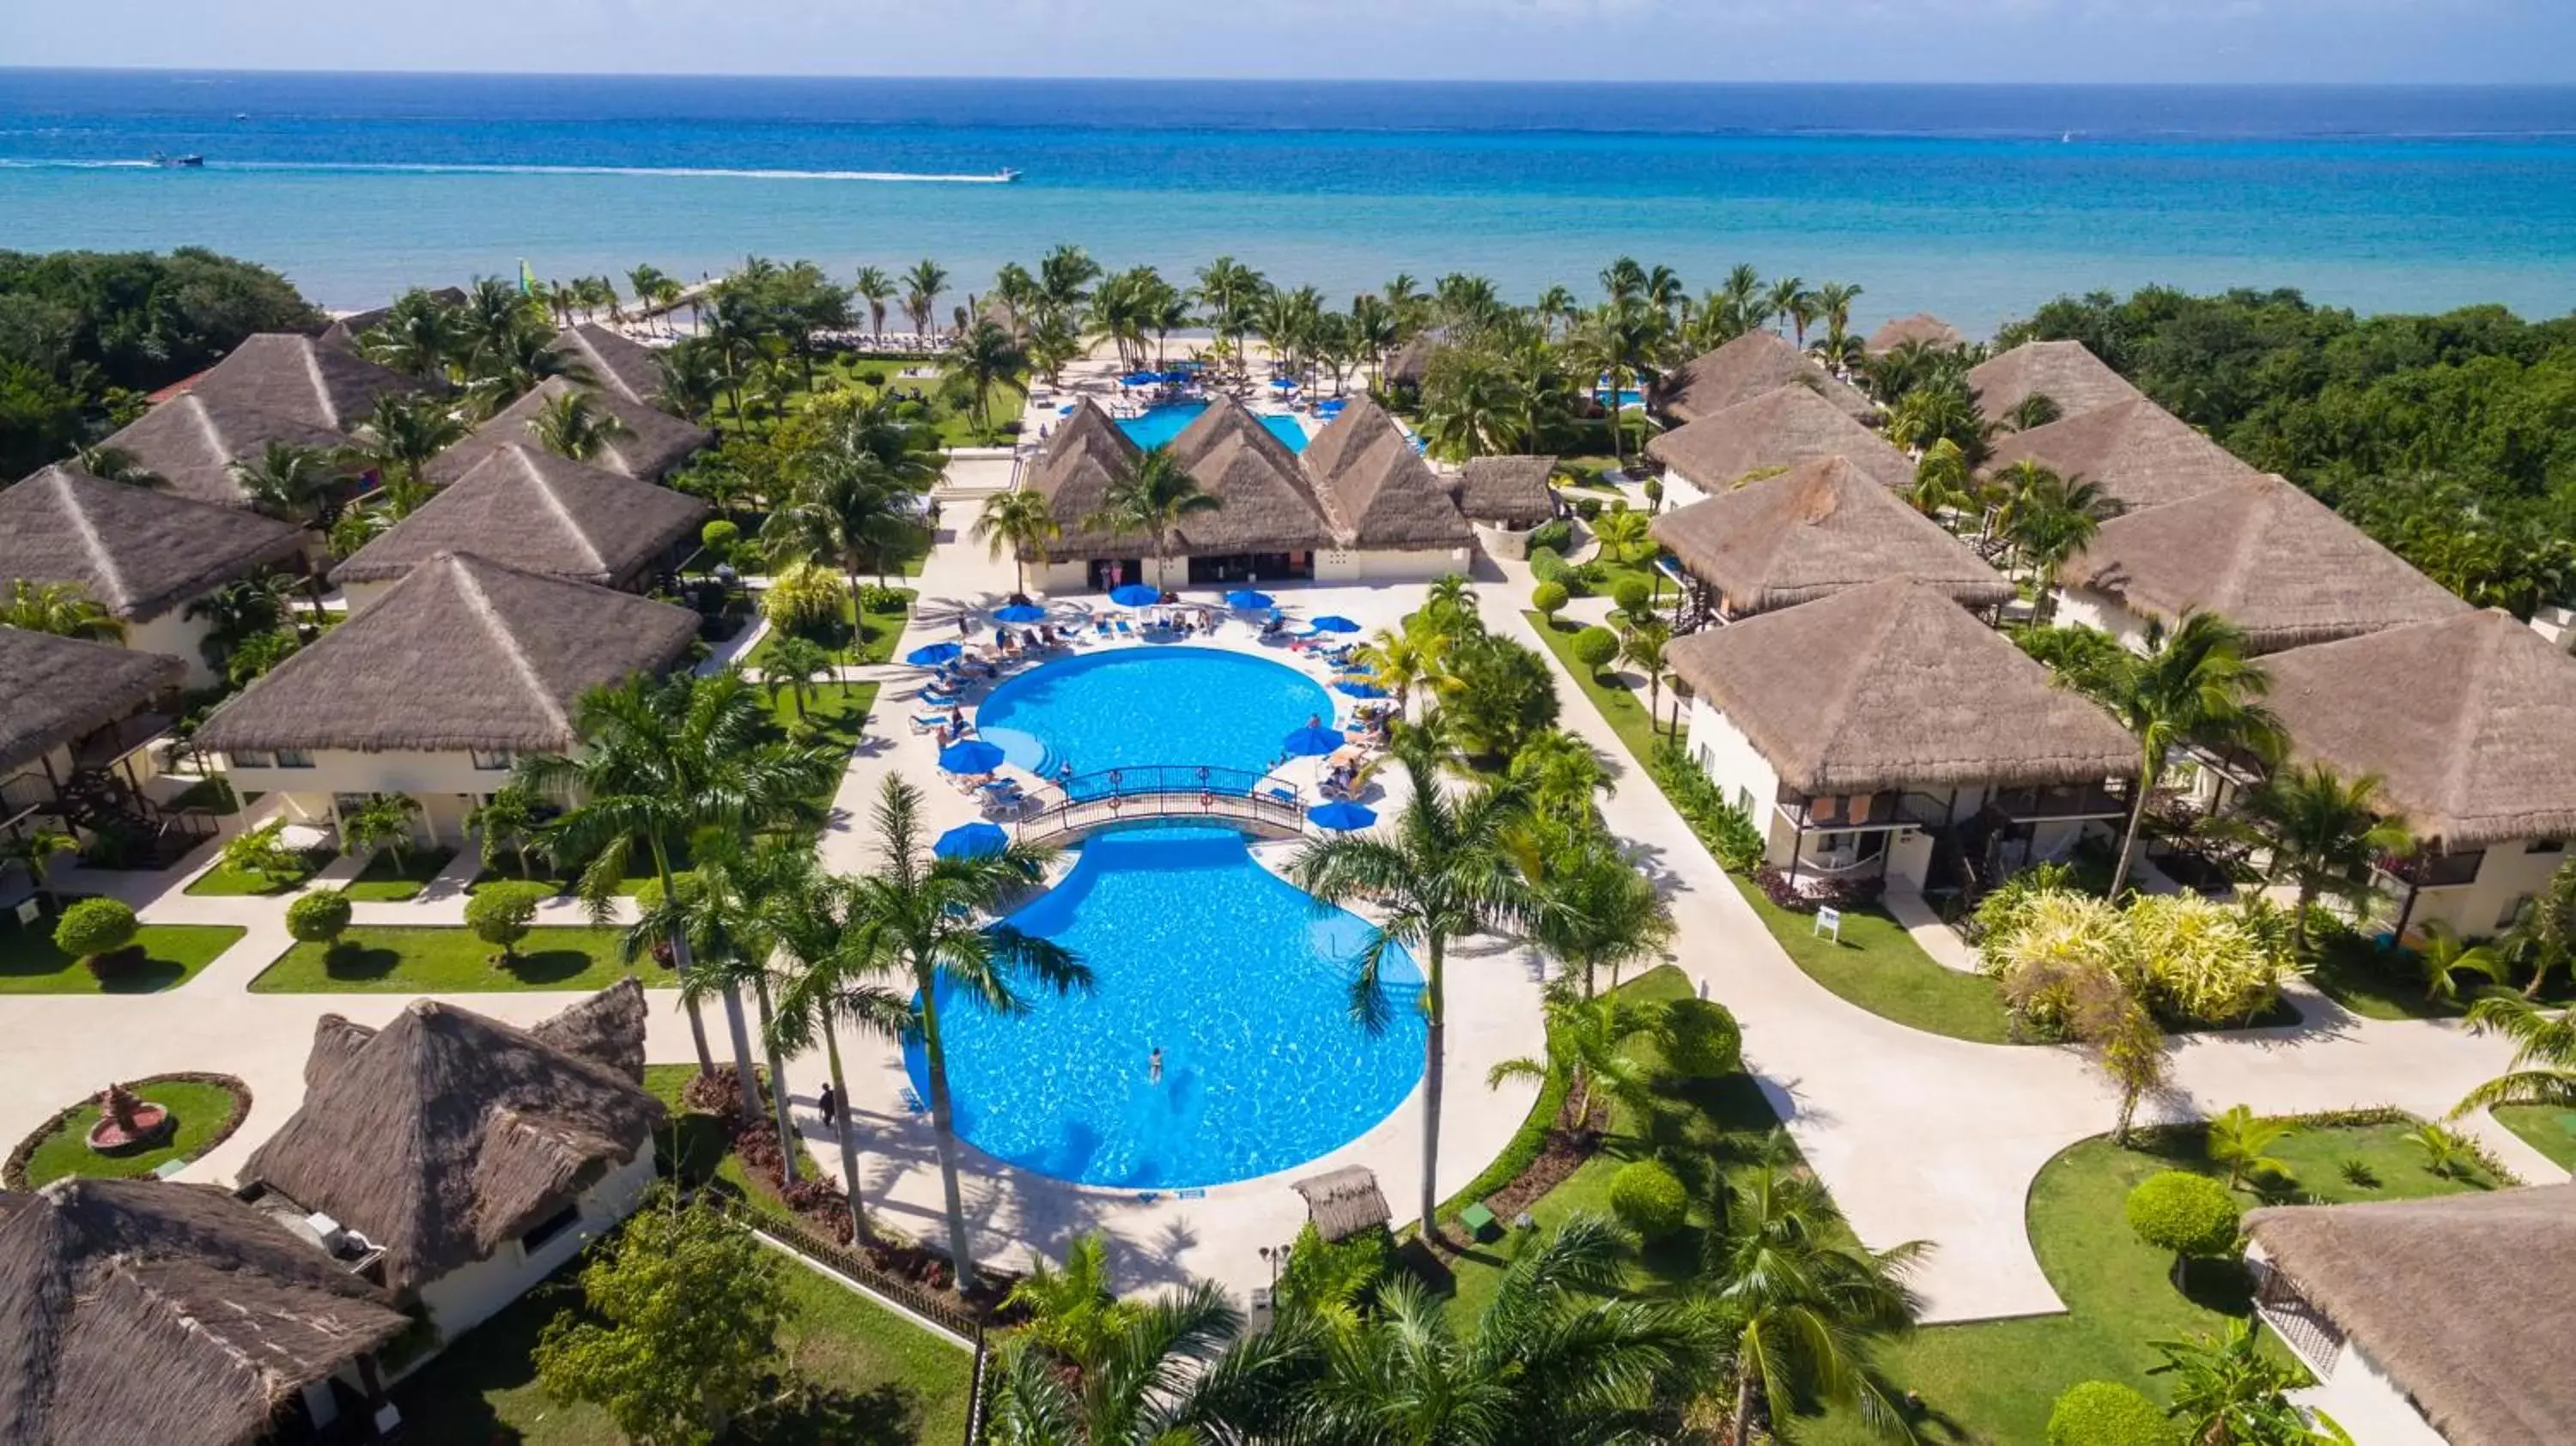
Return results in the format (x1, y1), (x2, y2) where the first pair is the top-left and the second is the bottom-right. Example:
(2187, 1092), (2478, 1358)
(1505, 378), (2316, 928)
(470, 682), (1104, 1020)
(50, 769), (212, 869)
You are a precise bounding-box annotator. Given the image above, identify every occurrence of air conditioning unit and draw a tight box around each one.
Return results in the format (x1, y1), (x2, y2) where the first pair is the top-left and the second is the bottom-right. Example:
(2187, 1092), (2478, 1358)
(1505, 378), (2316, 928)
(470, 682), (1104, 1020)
(304, 1212), (347, 1253)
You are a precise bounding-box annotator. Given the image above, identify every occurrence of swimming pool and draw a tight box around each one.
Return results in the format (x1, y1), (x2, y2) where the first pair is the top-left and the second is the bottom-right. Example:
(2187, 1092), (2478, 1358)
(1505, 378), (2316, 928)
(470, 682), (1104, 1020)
(1117, 402), (1310, 453)
(975, 646), (1334, 781)
(905, 824), (1425, 1188)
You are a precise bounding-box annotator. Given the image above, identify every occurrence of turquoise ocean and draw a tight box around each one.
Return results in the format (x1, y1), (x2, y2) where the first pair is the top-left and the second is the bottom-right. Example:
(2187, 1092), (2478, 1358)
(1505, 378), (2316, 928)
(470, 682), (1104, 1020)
(3, 71), (2573, 330)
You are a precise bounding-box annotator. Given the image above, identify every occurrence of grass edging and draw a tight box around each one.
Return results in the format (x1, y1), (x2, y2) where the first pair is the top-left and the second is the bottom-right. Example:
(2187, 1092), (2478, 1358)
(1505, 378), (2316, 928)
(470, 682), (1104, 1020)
(1431, 1056), (1573, 1228)
(3, 1072), (253, 1189)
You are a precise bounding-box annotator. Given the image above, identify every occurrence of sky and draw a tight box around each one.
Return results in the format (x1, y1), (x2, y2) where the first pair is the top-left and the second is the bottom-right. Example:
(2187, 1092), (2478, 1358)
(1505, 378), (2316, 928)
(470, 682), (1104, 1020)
(5, 0), (2573, 84)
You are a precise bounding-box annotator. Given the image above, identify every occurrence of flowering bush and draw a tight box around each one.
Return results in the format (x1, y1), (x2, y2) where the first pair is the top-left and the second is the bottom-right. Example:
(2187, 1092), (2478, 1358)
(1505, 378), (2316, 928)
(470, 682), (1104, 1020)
(760, 561), (846, 638)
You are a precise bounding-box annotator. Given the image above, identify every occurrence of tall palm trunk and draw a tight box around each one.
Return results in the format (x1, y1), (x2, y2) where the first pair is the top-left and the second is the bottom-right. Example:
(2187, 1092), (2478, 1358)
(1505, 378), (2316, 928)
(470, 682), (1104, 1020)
(1419, 935), (1447, 1236)
(920, 987), (981, 1291)
(820, 1015), (872, 1242)
(2111, 748), (2157, 902)
(753, 975), (798, 1182)
(721, 981), (762, 1127)
(652, 842), (718, 1077)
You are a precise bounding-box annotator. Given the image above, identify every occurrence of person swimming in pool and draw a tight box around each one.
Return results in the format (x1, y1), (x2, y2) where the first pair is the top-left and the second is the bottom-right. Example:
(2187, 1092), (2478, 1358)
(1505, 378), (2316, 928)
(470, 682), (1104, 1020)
(1149, 1047), (1163, 1084)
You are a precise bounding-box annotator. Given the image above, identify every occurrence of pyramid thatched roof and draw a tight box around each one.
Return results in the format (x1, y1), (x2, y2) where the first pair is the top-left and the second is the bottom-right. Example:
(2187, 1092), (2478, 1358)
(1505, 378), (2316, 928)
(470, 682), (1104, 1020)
(1656, 331), (1875, 425)
(1301, 397), (1472, 550)
(195, 553), (697, 755)
(2260, 611), (2576, 850)
(1292, 1166), (1391, 1243)
(179, 333), (438, 432)
(1161, 396), (1337, 554)
(2062, 473), (2469, 653)
(2245, 1185), (2576, 1446)
(334, 444), (707, 589)
(1864, 313), (1967, 355)
(1454, 456), (1557, 528)
(0, 1176), (410, 1446)
(429, 376), (711, 486)
(555, 323), (676, 412)
(1982, 397), (2261, 513)
(92, 394), (353, 510)
(1384, 331), (1445, 386)
(0, 628), (185, 774)
(1966, 339), (2143, 428)
(319, 286), (468, 350)
(1026, 401), (1148, 562)
(243, 981), (661, 1299)
(1649, 457), (2012, 618)
(0, 467), (306, 622)
(1664, 578), (2133, 795)
(1646, 384), (1916, 495)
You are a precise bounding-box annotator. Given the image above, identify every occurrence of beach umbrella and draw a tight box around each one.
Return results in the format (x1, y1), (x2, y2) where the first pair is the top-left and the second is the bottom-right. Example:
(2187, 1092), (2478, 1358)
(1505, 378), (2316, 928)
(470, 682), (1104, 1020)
(934, 822), (1010, 859)
(938, 738), (1007, 775)
(1224, 588), (1274, 610)
(1309, 614), (1361, 634)
(1315, 398), (1346, 414)
(992, 603), (1048, 624)
(1269, 377), (1298, 391)
(1308, 800), (1377, 831)
(1334, 677), (1389, 699)
(1121, 371), (1161, 387)
(1109, 583), (1162, 607)
(906, 641), (963, 665)
(1058, 404), (1078, 416)
(1281, 724), (1345, 757)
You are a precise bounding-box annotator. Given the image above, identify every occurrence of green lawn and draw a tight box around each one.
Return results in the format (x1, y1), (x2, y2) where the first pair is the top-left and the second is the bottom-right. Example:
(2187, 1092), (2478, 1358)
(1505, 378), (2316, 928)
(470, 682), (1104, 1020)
(1789, 1115), (2502, 1446)
(1522, 611), (1674, 769)
(185, 848), (333, 896)
(338, 846), (458, 902)
(14, 1077), (246, 1187)
(0, 917), (244, 994)
(249, 926), (659, 993)
(1734, 878), (2016, 1045)
(729, 351), (1026, 454)
(392, 1249), (973, 1446)
(167, 776), (241, 815)
(748, 587), (915, 668)
(2492, 1103), (2576, 1171)
(641, 1065), (833, 1235)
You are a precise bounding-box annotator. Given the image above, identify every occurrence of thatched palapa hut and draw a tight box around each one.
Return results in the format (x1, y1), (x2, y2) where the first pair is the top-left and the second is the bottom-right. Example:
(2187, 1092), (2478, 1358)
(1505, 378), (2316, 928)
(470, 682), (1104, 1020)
(1649, 456), (2012, 624)
(1452, 457), (1557, 530)
(553, 322), (679, 413)
(1965, 338), (2142, 428)
(1981, 396), (2260, 513)
(1300, 395), (1474, 568)
(1653, 331), (1875, 426)
(332, 443), (707, 605)
(87, 392), (355, 510)
(0, 629), (186, 846)
(428, 375), (711, 485)
(1291, 1165), (1392, 1243)
(1644, 384), (1916, 503)
(1863, 313), (1968, 356)
(1157, 395), (1338, 557)
(172, 333), (440, 433)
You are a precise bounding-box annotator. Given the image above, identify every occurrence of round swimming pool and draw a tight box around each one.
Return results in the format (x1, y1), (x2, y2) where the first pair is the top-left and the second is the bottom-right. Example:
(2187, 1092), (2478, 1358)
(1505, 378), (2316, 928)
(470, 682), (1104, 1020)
(906, 825), (1424, 1188)
(975, 646), (1334, 781)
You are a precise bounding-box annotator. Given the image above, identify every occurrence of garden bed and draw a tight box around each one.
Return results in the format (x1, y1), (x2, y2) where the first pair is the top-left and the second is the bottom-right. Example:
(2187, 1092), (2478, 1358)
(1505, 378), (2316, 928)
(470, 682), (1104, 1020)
(0, 916), (243, 994)
(339, 846), (458, 902)
(5, 1072), (252, 1188)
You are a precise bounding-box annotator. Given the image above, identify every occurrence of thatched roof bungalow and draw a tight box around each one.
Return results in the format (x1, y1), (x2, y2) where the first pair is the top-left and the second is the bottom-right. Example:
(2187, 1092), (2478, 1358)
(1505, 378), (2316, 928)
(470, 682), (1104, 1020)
(1665, 578), (2133, 893)
(428, 376), (711, 485)
(1649, 456), (2012, 623)
(1863, 313), (1968, 355)
(2057, 472), (2469, 654)
(332, 444), (707, 605)
(1383, 331), (1445, 389)
(1301, 396), (1475, 564)
(555, 323), (677, 413)
(176, 333), (439, 433)
(241, 981), (664, 1337)
(0, 629), (185, 838)
(0, 1176), (414, 1446)
(1453, 457), (1556, 529)
(1158, 396), (1337, 556)
(1982, 397), (2262, 513)
(1644, 384), (1917, 502)
(319, 285), (469, 351)
(2245, 1185), (2576, 1446)
(89, 393), (355, 511)
(1966, 339), (2143, 428)
(1024, 400), (1149, 565)
(1654, 331), (1875, 426)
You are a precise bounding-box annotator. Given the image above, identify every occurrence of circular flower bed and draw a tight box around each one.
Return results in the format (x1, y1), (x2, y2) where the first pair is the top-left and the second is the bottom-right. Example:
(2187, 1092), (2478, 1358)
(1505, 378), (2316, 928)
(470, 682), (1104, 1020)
(4, 1073), (252, 1189)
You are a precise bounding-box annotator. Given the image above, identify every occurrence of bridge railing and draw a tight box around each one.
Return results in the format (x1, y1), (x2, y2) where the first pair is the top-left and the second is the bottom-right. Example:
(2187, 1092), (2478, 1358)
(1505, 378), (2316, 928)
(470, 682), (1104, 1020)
(1009, 764), (1309, 841)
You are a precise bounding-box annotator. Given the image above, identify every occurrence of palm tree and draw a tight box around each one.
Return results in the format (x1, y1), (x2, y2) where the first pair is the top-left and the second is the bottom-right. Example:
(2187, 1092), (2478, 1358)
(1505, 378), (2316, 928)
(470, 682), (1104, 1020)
(458, 275), (538, 368)
(2412, 922), (2502, 1007)
(838, 775), (1091, 1291)
(854, 265), (896, 340)
(2233, 762), (2414, 953)
(1764, 276), (1807, 339)
(631, 833), (813, 1163)
(764, 866), (911, 1244)
(1350, 624), (1451, 722)
(942, 319), (1026, 436)
(654, 339), (723, 422)
(358, 289), (463, 380)
(1488, 980), (1659, 1128)
(1906, 438), (1979, 521)
(970, 487), (1062, 594)
(626, 264), (670, 328)
(529, 387), (632, 463)
(0, 829), (78, 910)
(2205, 1104), (2296, 1190)
(988, 1258), (1304, 1444)
(228, 440), (345, 527)
(2501, 856), (2576, 998)
(1527, 827), (1672, 997)
(1622, 618), (1674, 732)
(902, 258), (949, 344)
(2452, 993), (2576, 1117)
(1291, 745), (1537, 1236)
(351, 393), (465, 509)
(1990, 463), (2110, 615)
(2, 580), (123, 641)
(465, 785), (544, 880)
(1417, 348), (1524, 462)
(2149, 1321), (2339, 1446)
(1082, 447), (1220, 586)
(1814, 281), (1865, 355)
(73, 445), (162, 487)
(760, 635), (833, 720)
(1573, 300), (1669, 466)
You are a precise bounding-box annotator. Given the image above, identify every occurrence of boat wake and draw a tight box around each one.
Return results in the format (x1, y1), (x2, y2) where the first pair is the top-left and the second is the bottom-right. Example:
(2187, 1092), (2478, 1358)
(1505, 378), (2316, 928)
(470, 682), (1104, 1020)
(0, 157), (1018, 183)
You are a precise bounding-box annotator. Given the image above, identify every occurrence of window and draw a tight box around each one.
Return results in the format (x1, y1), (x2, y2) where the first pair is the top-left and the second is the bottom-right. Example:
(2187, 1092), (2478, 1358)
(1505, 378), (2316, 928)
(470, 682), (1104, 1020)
(470, 748), (513, 771)
(1735, 787), (1754, 817)
(273, 749), (314, 769)
(2531, 838), (2567, 855)
(519, 1202), (582, 1255)
(228, 750), (275, 769)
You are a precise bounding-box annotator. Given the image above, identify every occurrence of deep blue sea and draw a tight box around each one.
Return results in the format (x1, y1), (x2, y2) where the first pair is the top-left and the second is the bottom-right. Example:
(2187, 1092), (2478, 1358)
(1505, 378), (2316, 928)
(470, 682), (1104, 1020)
(3, 70), (2573, 329)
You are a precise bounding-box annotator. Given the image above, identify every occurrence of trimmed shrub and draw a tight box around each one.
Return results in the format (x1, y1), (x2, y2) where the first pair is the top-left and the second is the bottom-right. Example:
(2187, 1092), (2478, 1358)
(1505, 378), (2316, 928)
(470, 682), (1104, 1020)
(1610, 575), (1652, 620)
(1528, 545), (1569, 586)
(2046, 1382), (2175, 1446)
(1661, 998), (1743, 1078)
(762, 561), (847, 638)
(1277, 1220), (1394, 1315)
(1569, 624), (1621, 675)
(700, 518), (740, 560)
(1530, 580), (1570, 624)
(1607, 1159), (1689, 1239)
(284, 891), (353, 951)
(465, 883), (548, 963)
(857, 367), (888, 386)
(54, 898), (137, 963)
(1528, 518), (1575, 556)
(1641, 477), (1664, 509)
(1572, 495), (1604, 521)
(856, 584), (911, 614)
(2125, 1170), (2243, 1261)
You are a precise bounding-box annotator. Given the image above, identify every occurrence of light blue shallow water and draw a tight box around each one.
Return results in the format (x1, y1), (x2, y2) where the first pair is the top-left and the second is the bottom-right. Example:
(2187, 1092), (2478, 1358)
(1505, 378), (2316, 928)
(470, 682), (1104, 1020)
(974, 645), (1333, 781)
(903, 824), (1425, 1188)
(1117, 401), (1310, 453)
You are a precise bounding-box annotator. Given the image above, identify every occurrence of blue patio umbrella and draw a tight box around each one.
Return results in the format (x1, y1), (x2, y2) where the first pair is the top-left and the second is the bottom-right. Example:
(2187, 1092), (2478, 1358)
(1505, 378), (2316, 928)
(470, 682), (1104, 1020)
(1269, 376), (1298, 390)
(992, 603), (1048, 623)
(934, 822), (1010, 859)
(1308, 614), (1361, 634)
(1315, 398), (1347, 414)
(1308, 800), (1377, 831)
(938, 738), (1007, 775)
(1121, 370), (1162, 386)
(906, 641), (963, 665)
(1334, 677), (1389, 699)
(1057, 404), (1078, 416)
(1109, 583), (1163, 607)
(1224, 588), (1274, 610)
(1281, 724), (1345, 757)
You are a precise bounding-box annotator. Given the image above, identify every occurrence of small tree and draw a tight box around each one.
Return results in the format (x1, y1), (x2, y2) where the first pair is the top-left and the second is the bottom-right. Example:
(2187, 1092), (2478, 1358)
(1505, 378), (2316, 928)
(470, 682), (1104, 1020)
(0, 829), (77, 909)
(2125, 1171), (2241, 1285)
(219, 819), (309, 884)
(2205, 1104), (2296, 1190)
(285, 891), (353, 957)
(466, 882), (547, 963)
(467, 786), (546, 881)
(1660, 997), (1742, 1078)
(1610, 574), (1651, 623)
(535, 1191), (789, 1446)
(338, 794), (422, 872)
(700, 518), (740, 562)
(2047, 1381), (2175, 1446)
(54, 897), (138, 968)
(1607, 1158), (1688, 1239)
(1570, 623), (1620, 678)
(760, 559), (847, 641)
(1531, 579), (1570, 626)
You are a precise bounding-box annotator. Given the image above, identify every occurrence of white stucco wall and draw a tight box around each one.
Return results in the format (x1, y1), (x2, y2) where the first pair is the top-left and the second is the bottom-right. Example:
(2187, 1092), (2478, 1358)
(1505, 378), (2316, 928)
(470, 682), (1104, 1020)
(414, 1146), (658, 1341)
(126, 610), (219, 690)
(1314, 547), (1473, 584)
(2049, 586), (2156, 653)
(1683, 698), (1793, 862)
(219, 748), (524, 846)
(2397, 837), (2569, 939)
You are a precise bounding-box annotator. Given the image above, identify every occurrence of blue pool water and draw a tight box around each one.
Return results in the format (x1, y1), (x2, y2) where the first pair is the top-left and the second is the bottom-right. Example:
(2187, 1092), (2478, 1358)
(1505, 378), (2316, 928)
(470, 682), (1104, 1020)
(904, 825), (1425, 1188)
(975, 646), (1333, 781)
(1116, 402), (1310, 454)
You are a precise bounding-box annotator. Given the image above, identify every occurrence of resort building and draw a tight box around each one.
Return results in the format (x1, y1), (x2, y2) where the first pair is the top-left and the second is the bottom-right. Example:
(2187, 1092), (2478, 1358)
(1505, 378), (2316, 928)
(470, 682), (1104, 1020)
(1652, 331), (1877, 426)
(0, 1176), (416, 1446)
(86, 391), (355, 510)
(2257, 609), (2576, 940)
(157, 331), (438, 434)
(1450, 455), (1558, 557)
(194, 553), (700, 849)
(2245, 1185), (2573, 1446)
(0, 629), (204, 872)
(1644, 383), (1917, 506)
(1965, 337), (2144, 428)
(1665, 578), (2134, 894)
(239, 981), (664, 1341)
(551, 321), (677, 410)
(1649, 455), (2013, 626)
(1981, 395), (2262, 513)
(0, 465), (308, 688)
(1863, 313), (1968, 355)
(428, 375), (712, 485)
(2054, 472), (2471, 654)
(1298, 396), (1477, 580)
(319, 284), (468, 350)
(332, 443), (707, 609)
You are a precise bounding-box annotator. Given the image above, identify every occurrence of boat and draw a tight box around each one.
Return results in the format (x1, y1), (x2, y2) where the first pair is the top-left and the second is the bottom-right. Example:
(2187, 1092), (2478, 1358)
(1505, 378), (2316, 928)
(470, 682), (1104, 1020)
(995, 168), (1021, 183)
(148, 152), (204, 168)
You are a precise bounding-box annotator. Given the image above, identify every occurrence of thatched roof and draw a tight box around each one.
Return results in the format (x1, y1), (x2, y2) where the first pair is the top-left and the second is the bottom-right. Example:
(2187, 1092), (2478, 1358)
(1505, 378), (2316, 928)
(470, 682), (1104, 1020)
(1454, 456), (1557, 527)
(2245, 1185), (2576, 1446)
(555, 324), (676, 413)
(2260, 610), (2576, 850)
(1291, 1165), (1390, 1242)
(319, 286), (468, 350)
(1160, 396), (1337, 555)
(1301, 397), (1473, 550)
(1663, 577), (2134, 794)
(1656, 331), (1875, 425)
(0, 1176), (410, 1446)
(243, 982), (661, 1299)
(0, 467), (305, 622)
(1966, 339), (2143, 427)
(1384, 331), (1446, 386)
(1863, 313), (1967, 355)
(2062, 473), (2470, 653)
(195, 553), (697, 755)
(1982, 397), (2262, 513)
(429, 376), (711, 486)
(181, 333), (438, 432)
(1645, 384), (1916, 495)
(334, 444), (706, 589)
(93, 393), (353, 510)
(1025, 402), (1148, 562)
(0, 628), (185, 775)
(532, 976), (653, 1080)
(1649, 456), (2013, 617)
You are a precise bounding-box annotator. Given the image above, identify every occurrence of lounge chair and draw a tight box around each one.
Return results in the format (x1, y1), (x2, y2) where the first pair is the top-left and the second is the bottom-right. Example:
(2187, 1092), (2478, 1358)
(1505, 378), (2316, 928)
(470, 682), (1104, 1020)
(1093, 618), (1114, 638)
(1265, 785), (1299, 805)
(1115, 620), (1135, 637)
(908, 714), (947, 734)
(920, 690), (963, 708)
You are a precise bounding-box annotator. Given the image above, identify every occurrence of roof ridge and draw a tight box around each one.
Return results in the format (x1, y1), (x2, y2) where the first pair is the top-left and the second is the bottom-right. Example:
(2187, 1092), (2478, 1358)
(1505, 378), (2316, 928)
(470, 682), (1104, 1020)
(52, 472), (136, 612)
(299, 337), (338, 429)
(451, 557), (573, 740)
(519, 449), (611, 573)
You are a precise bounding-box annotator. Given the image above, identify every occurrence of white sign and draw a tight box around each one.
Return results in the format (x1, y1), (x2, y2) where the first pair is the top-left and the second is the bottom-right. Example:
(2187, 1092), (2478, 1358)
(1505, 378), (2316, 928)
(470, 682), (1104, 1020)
(1813, 907), (1843, 944)
(13, 899), (38, 927)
